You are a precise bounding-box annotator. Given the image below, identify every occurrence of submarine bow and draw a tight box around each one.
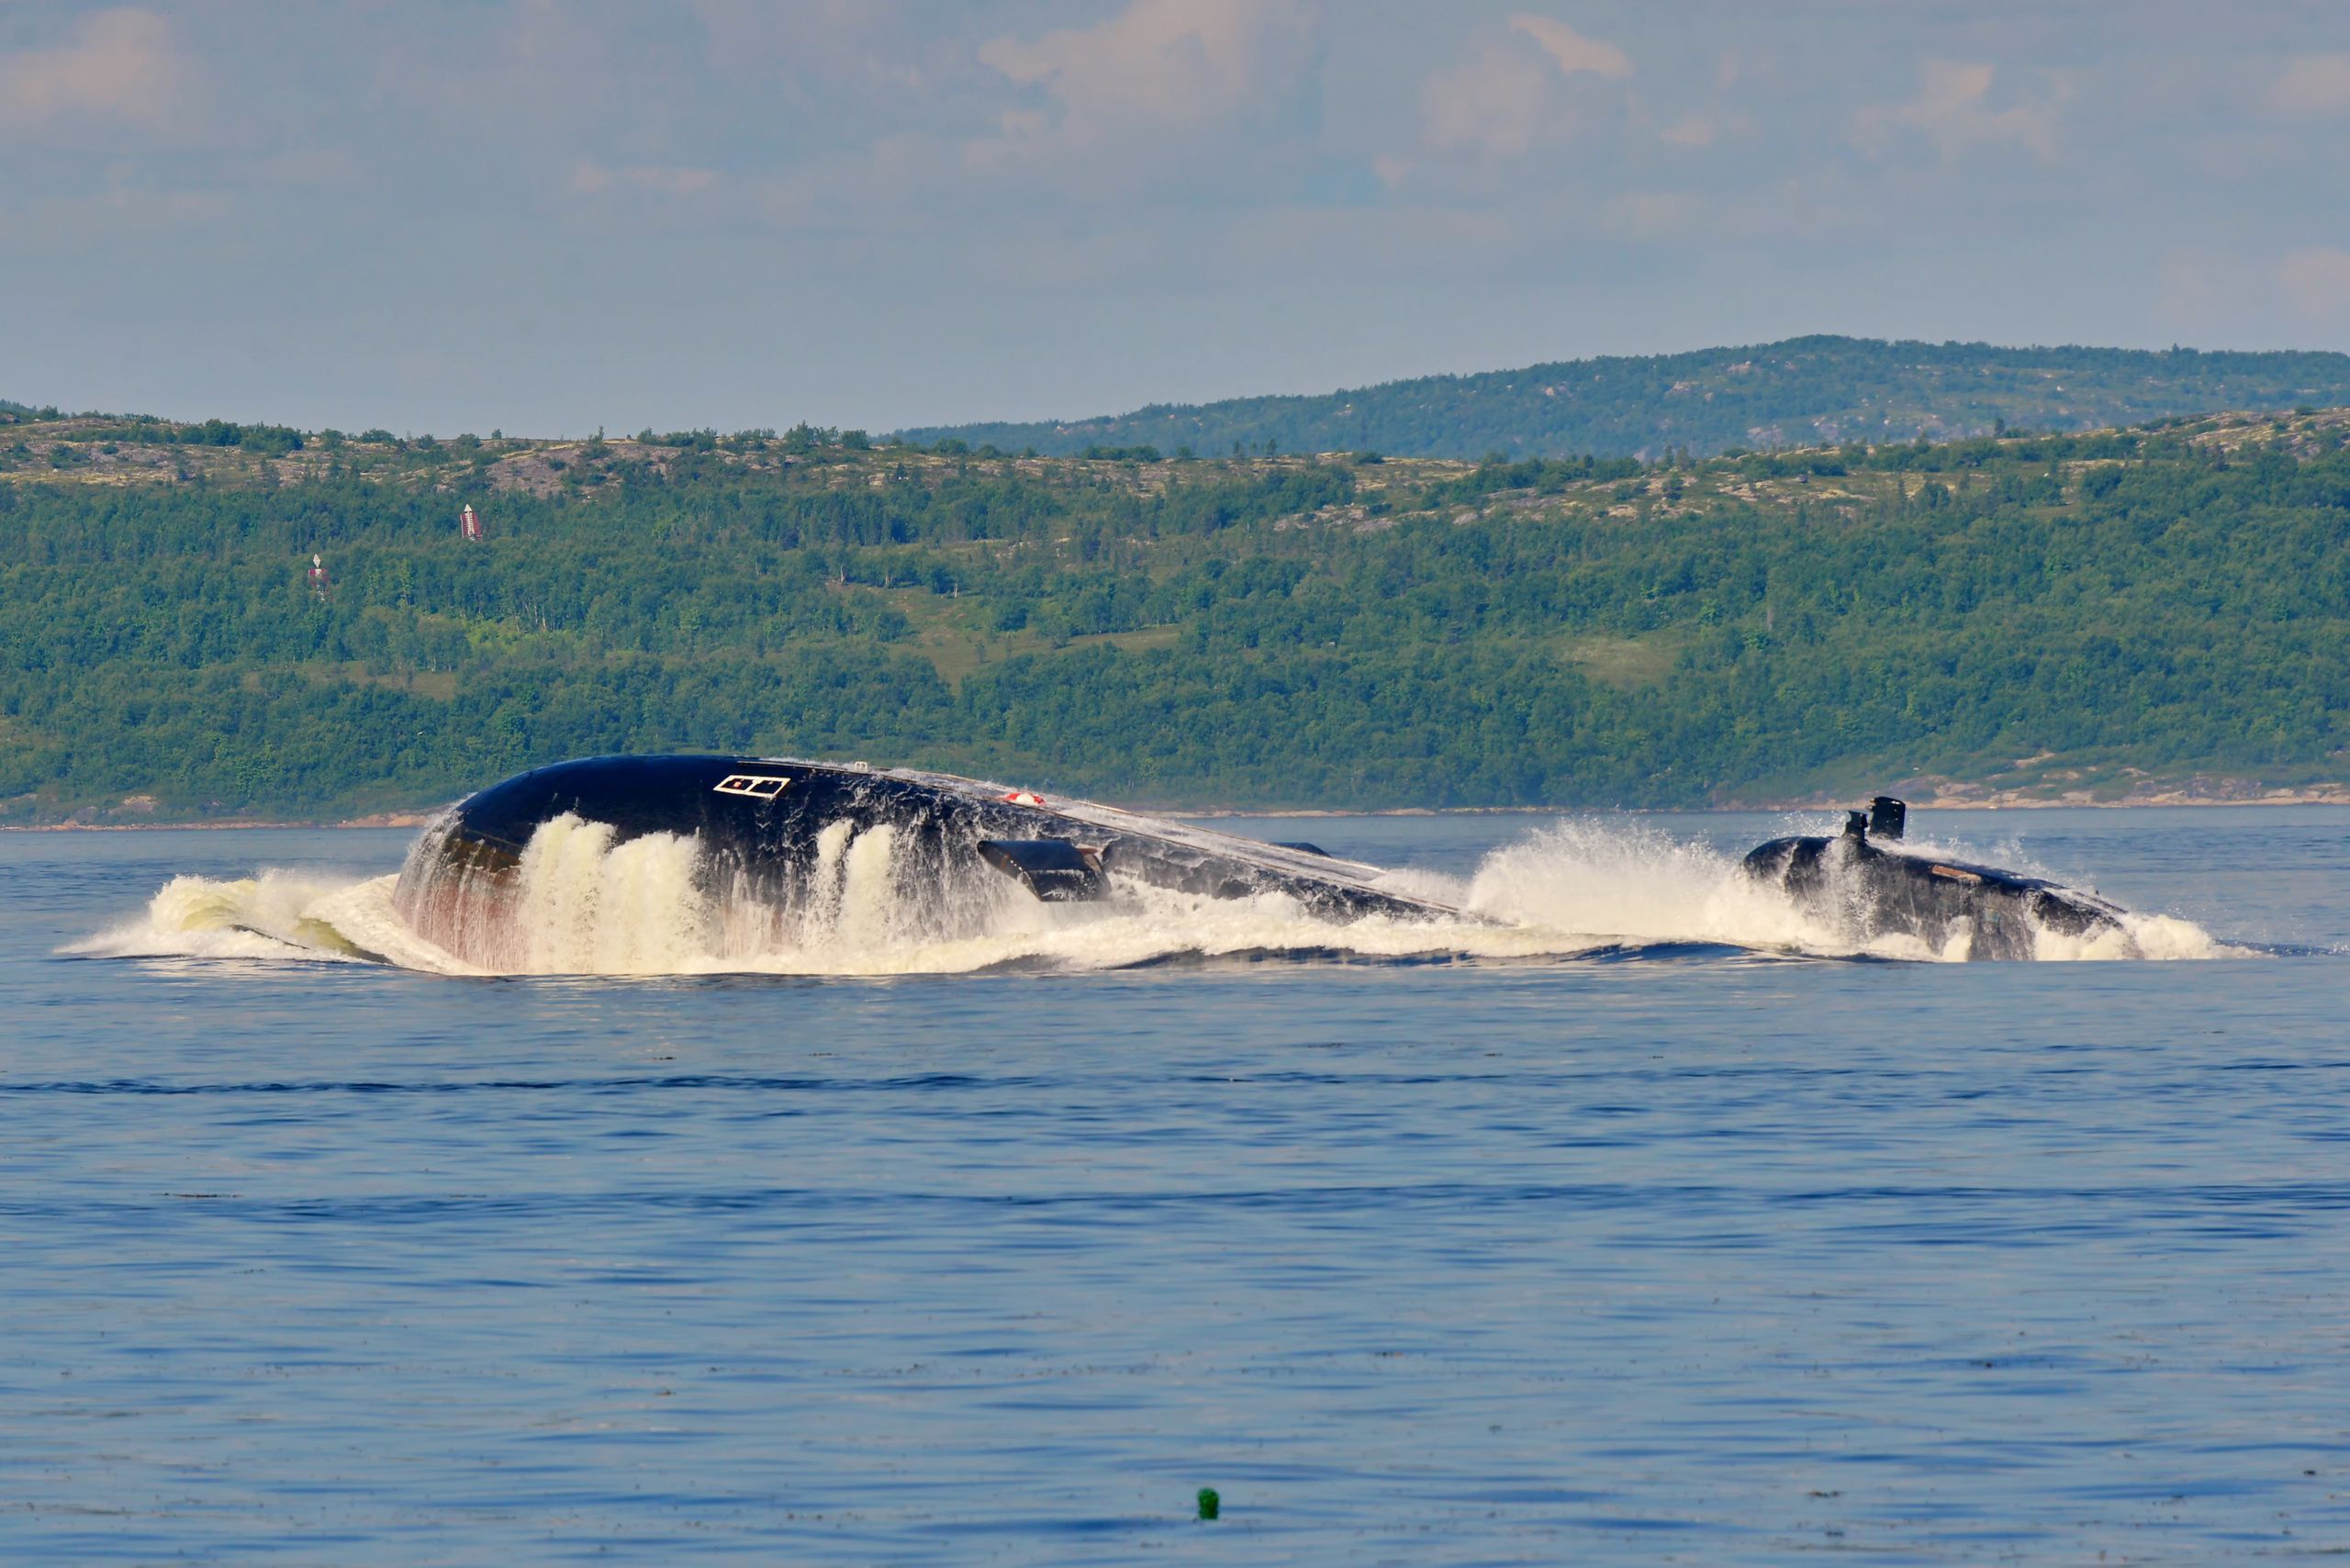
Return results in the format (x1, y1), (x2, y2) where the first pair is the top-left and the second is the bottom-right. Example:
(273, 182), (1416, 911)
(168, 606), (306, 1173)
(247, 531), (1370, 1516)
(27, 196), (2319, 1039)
(393, 754), (1456, 966)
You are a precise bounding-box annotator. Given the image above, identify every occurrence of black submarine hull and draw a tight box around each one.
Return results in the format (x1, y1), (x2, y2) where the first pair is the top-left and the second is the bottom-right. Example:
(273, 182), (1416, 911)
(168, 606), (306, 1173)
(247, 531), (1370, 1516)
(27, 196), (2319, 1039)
(393, 765), (2140, 968)
(392, 754), (1455, 965)
(1740, 801), (2128, 960)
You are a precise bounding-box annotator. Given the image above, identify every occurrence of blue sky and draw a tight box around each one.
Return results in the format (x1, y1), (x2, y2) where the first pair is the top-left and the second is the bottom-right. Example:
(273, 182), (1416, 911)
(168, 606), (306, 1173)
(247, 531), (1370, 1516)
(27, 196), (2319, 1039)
(4, 1), (2348, 435)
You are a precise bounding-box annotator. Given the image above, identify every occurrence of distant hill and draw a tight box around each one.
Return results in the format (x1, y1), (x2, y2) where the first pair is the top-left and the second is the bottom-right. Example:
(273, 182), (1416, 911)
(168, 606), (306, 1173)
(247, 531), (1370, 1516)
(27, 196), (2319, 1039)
(898, 335), (2350, 460)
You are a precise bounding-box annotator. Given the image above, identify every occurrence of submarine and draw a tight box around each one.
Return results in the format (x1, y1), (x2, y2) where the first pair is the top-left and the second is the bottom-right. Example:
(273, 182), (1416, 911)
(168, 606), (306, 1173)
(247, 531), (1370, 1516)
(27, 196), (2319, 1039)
(391, 756), (2143, 967)
(1739, 795), (2128, 959)
(392, 753), (1460, 965)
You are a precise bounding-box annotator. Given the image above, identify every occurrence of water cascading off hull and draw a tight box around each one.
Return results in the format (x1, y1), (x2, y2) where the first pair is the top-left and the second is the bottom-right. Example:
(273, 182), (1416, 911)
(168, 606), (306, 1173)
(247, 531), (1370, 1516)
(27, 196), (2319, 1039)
(392, 754), (1459, 969)
(1739, 798), (2128, 960)
(393, 764), (2153, 969)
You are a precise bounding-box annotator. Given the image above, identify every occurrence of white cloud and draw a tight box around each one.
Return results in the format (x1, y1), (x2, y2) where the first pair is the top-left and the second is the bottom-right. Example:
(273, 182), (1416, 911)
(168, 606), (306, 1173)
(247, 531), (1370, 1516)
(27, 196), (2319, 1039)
(0, 7), (188, 130)
(1421, 37), (1561, 159)
(943, 0), (1326, 201)
(2269, 53), (2350, 118)
(1506, 14), (1631, 82)
(2280, 248), (2350, 319)
(977, 0), (1318, 140)
(1854, 60), (2063, 162)
(1411, 14), (1634, 165)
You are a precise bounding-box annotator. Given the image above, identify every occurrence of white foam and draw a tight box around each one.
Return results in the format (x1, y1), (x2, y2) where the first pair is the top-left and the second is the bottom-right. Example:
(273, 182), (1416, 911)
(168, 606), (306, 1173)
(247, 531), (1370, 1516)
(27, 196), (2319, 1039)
(70, 871), (378, 963)
(2034, 910), (2230, 962)
(73, 816), (2245, 976)
(1465, 820), (1855, 956)
(504, 815), (715, 974)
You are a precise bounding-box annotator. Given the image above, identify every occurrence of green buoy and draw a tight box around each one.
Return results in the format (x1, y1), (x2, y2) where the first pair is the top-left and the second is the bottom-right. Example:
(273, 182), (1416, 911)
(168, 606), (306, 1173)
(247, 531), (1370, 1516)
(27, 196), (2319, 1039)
(1196, 1486), (1221, 1521)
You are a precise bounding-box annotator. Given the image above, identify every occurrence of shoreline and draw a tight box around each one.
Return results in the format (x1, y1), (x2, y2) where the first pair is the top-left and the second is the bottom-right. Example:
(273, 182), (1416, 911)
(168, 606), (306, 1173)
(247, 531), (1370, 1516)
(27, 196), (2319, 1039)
(10, 790), (2350, 832)
(0, 812), (440, 834)
(1210, 790), (2350, 817)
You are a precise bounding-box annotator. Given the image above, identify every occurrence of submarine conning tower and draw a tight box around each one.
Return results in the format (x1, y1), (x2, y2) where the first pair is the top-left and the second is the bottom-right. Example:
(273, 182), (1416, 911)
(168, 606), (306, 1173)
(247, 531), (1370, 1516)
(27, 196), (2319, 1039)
(1841, 796), (1908, 841)
(1740, 792), (2130, 959)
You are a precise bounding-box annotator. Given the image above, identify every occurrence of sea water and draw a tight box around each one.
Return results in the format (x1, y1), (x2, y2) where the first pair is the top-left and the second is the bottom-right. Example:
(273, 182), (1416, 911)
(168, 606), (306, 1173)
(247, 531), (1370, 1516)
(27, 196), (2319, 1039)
(7, 806), (2350, 1562)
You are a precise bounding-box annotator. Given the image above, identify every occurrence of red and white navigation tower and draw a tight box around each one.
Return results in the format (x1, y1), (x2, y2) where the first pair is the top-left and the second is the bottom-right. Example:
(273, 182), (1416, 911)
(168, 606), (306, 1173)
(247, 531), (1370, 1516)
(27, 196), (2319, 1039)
(460, 503), (483, 541)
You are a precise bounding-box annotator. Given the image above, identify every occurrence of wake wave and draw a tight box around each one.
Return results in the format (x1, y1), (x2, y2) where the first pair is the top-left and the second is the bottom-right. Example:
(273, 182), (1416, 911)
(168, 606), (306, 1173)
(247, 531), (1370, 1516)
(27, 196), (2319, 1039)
(68, 815), (2239, 975)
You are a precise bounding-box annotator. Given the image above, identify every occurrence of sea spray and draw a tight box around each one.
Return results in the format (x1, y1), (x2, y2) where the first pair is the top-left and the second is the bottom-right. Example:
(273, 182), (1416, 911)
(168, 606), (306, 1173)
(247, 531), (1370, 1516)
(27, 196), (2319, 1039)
(799, 819), (856, 947)
(78, 815), (2242, 975)
(835, 823), (901, 953)
(1466, 819), (1852, 955)
(72, 871), (377, 963)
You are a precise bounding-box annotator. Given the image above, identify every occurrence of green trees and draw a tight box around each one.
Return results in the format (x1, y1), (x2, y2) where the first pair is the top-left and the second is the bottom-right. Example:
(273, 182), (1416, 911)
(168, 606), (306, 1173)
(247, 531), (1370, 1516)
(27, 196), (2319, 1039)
(176, 419), (306, 455)
(5, 420), (2350, 819)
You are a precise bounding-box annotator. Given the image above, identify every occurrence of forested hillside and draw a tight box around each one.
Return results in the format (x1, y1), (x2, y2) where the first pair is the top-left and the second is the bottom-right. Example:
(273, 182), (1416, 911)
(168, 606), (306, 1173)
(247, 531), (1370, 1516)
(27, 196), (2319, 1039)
(4, 403), (2350, 822)
(899, 336), (2350, 461)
